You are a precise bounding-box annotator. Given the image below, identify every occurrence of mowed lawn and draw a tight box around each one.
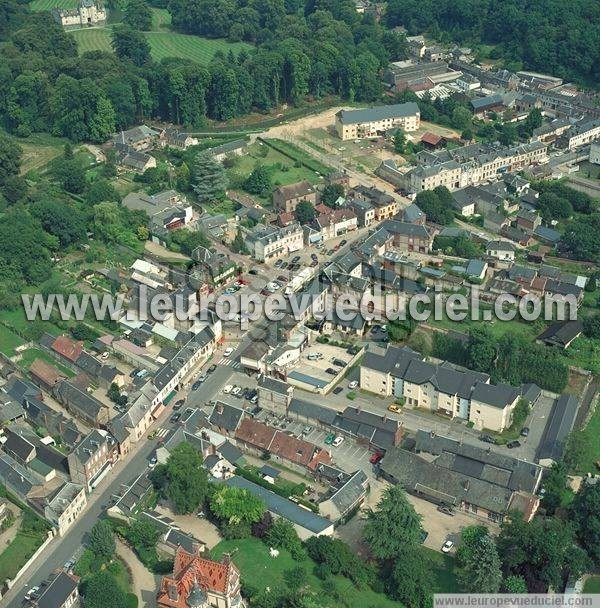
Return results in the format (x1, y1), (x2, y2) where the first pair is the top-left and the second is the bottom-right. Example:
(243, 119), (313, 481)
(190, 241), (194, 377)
(70, 27), (251, 63)
(211, 537), (401, 608)
(0, 324), (25, 357)
(30, 0), (78, 10)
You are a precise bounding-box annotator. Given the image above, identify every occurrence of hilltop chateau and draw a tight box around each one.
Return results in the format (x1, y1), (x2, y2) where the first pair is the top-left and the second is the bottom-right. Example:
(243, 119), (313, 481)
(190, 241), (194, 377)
(52, 0), (107, 27)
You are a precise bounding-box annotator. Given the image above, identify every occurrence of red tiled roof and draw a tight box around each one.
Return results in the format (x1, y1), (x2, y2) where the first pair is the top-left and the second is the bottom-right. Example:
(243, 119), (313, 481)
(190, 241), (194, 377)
(51, 336), (84, 363)
(421, 132), (443, 146)
(235, 418), (276, 451)
(278, 212), (295, 226)
(157, 547), (238, 607)
(269, 431), (314, 467)
(29, 358), (64, 386)
(308, 448), (333, 471)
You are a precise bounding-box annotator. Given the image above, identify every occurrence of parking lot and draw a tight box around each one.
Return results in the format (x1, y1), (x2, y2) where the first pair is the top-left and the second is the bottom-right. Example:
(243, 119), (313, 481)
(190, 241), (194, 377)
(254, 408), (374, 475)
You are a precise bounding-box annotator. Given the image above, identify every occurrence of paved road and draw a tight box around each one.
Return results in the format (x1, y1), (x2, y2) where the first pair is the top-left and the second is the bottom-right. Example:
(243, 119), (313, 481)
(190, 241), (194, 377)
(2, 348), (244, 608)
(4, 431), (158, 608)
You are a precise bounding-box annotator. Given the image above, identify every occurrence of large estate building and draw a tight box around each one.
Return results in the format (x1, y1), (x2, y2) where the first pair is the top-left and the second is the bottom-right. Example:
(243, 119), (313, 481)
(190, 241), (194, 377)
(157, 546), (244, 608)
(52, 0), (107, 27)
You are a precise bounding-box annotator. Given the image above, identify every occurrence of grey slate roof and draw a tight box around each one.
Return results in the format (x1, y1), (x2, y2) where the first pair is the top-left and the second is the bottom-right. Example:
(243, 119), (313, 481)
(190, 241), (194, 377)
(288, 398), (338, 426)
(336, 102), (419, 125)
(208, 402), (245, 432)
(218, 441), (243, 465)
(324, 470), (368, 518)
(414, 430), (542, 493)
(537, 320), (583, 348)
(381, 447), (513, 514)
(470, 382), (520, 409)
(225, 476), (332, 534)
(36, 571), (78, 608)
(536, 394), (578, 463)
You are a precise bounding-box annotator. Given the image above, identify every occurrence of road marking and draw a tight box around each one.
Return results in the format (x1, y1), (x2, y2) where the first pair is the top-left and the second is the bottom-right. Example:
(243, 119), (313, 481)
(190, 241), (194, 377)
(155, 428), (169, 438)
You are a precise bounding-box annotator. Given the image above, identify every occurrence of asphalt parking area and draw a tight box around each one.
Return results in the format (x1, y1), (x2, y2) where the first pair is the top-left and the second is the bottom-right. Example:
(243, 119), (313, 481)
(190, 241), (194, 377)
(405, 493), (499, 553)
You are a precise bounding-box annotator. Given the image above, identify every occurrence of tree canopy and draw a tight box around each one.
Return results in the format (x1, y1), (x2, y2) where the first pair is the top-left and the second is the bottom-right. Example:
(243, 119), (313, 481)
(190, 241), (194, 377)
(150, 442), (209, 514)
(363, 485), (424, 560)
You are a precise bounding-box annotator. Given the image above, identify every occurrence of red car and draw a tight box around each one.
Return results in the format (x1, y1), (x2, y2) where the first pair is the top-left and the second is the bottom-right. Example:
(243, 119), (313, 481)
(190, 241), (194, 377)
(370, 452), (384, 464)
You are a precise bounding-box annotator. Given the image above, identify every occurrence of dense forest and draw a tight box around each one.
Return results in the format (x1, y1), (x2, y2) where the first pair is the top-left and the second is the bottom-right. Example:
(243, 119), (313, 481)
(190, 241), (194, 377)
(386, 0), (600, 86)
(0, 0), (409, 138)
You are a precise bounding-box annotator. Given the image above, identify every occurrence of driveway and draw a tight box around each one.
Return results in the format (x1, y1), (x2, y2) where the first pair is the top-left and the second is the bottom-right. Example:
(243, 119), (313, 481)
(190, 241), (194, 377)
(116, 539), (159, 607)
(405, 493), (499, 554)
(154, 505), (222, 549)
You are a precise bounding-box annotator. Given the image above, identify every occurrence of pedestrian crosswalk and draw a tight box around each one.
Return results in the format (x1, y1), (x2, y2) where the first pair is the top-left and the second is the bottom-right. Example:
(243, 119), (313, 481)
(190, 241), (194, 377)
(155, 427), (169, 438)
(217, 357), (241, 369)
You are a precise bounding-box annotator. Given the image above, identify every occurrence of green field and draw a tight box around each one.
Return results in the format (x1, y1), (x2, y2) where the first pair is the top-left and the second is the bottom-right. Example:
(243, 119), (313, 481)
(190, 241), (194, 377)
(70, 27), (251, 63)
(583, 575), (600, 593)
(0, 324), (25, 357)
(212, 537), (401, 607)
(29, 0), (78, 10)
(70, 27), (112, 54)
(18, 348), (76, 377)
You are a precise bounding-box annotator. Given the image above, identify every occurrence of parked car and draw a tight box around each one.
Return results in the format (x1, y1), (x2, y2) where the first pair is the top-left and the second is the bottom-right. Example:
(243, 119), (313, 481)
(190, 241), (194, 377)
(333, 386), (343, 395)
(250, 395), (258, 404)
(507, 440), (521, 449)
(173, 399), (185, 410)
(441, 540), (454, 553)
(277, 275), (288, 283)
(332, 436), (344, 447)
(148, 456), (157, 468)
(207, 364), (217, 374)
(325, 433), (336, 445)
(249, 269), (259, 275)
(388, 404), (401, 413)
(370, 452), (383, 464)
(419, 530), (428, 544)
(275, 259), (283, 268)
(339, 239), (347, 247)
(231, 386), (242, 396)
(479, 434), (497, 444)
(191, 380), (202, 391)
(302, 426), (313, 435)
(348, 380), (358, 389)
(197, 374), (207, 383)
(280, 262), (288, 269)
(371, 326), (380, 334)
(291, 256), (301, 264)
(223, 385), (233, 394)
(325, 368), (338, 376)
(223, 347), (234, 357)
(170, 413), (181, 423)
(520, 427), (530, 437)
(437, 505), (454, 516)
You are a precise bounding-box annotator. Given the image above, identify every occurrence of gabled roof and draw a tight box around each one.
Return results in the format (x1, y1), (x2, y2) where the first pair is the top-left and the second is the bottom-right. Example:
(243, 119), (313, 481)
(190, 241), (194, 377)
(336, 102), (420, 125)
(536, 394), (578, 463)
(537, 320), (583, 348)
(486, 240), (516, 252)
(51, 336), (84, 363)
(36, 570), (79, 608)
(226, 476), (332, 534)
(470, 382), (520, 409)
(208, 402), (245, 432)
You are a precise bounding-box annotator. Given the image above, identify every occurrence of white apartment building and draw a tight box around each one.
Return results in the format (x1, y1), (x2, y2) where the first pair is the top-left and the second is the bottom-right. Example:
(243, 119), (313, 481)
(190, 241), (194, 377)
(245, 222), (304, 263)
(335, 103), (420, 140)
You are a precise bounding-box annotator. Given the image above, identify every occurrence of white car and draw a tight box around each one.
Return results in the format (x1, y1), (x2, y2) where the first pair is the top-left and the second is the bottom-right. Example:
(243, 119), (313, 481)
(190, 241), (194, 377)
(223, 385), (233, 394)
(231, 386), (242, 396)
(223, 347), (234, 357)
(348, 381), (358, 389)
(332, 436), (344, 447)
(441, 540), (454, 553)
